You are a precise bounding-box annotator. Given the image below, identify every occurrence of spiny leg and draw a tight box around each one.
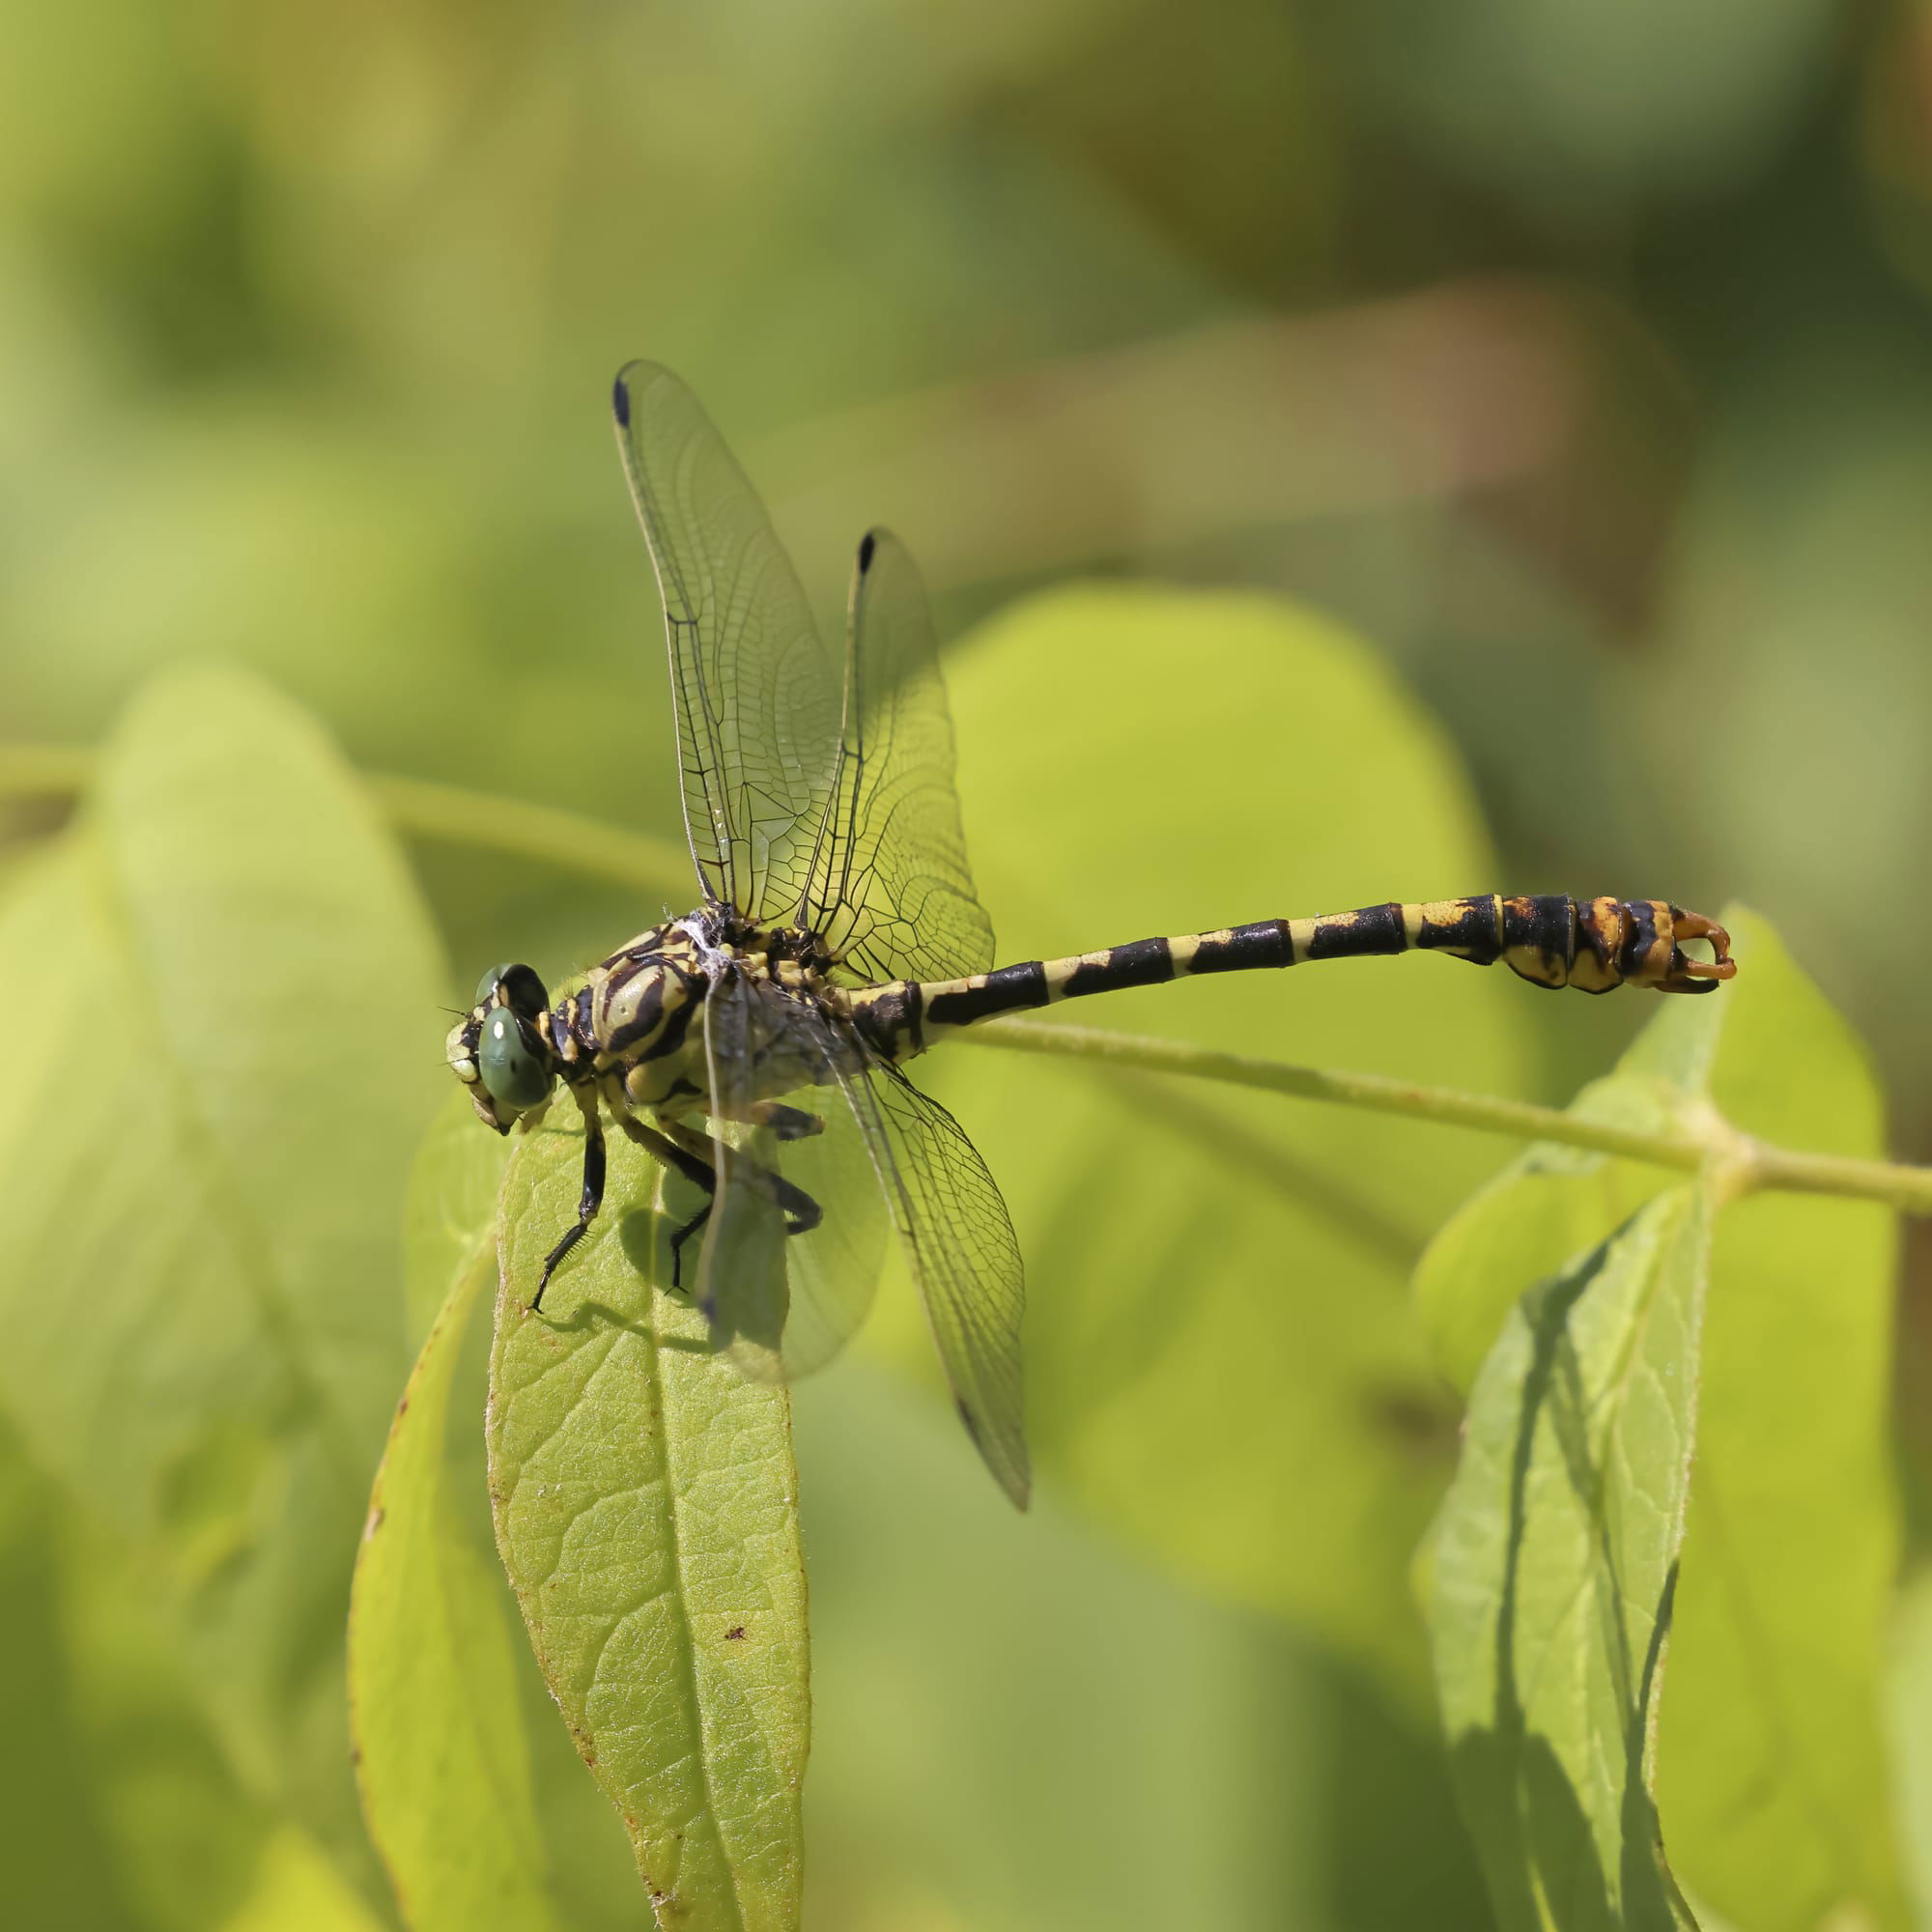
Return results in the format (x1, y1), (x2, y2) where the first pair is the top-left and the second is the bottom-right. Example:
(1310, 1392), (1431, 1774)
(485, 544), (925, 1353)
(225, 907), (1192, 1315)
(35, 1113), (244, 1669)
(661, 1118), (825, 1326)
(662, 1116), (823, 1237)
(608, 1111), (722, 1292)
(705, 1097), (825, 1141)
(608, 1112), (825, 1290)
(533, 1095), (606, 1311)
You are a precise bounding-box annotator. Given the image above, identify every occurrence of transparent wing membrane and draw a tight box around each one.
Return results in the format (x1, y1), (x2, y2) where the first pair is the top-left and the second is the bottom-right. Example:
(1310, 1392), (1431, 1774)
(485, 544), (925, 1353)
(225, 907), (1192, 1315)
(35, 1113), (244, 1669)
(612, 361), (841, 919)
(805, 529), (996, 984)
(609, 366), (1021, 1501)
(685, 969), (1028, 1506)
(693, 971), (886, 1383)
(837, 1060), (1030, 1509)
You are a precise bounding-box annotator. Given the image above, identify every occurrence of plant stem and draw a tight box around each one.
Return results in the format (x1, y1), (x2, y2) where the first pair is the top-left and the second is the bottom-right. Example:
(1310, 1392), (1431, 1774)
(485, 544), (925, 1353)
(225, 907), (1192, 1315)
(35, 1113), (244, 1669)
(1741, 1143), (1932, 1215)
(957, 1017), (1932, 1216)
(0, 749), (692, 896)
(10, 744), (1932, 1215)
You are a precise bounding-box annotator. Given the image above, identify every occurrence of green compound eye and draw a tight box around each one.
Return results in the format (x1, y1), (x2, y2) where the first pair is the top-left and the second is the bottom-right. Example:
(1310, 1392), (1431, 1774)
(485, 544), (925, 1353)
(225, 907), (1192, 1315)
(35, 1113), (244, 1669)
(475, 962), (516, 1008)
(479, 1009), (551, 1113)
(475, 961), (551, 1019)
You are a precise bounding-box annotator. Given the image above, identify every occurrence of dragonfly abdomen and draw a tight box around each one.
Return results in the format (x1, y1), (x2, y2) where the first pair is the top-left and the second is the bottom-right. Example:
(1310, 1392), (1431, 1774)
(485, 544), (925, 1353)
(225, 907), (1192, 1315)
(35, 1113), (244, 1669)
(869, 895), (1734, 1049)
(1331, 895), (1735, 993)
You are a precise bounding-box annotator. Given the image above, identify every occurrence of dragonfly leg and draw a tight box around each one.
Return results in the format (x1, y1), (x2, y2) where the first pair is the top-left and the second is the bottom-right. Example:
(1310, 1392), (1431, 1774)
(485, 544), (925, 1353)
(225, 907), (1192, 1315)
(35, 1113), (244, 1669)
(533, 1096), (607, 1311)
(662, 1117), (823, 1236)
(659, 1172), (836, 1293)
(613, 1108), (720, 1191)
(668, 1201), (712, 1292)
(607, 1112), (829, 1293)
(606, 1111), (720, 1292)
(779, 1182), (824, 1235)
(706, 1097), (825, 1141)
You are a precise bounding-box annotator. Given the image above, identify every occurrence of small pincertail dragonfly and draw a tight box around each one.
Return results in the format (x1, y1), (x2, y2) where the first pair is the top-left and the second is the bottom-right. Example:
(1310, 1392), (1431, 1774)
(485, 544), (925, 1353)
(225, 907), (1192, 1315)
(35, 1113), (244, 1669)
(448, 361), (1737, 1508)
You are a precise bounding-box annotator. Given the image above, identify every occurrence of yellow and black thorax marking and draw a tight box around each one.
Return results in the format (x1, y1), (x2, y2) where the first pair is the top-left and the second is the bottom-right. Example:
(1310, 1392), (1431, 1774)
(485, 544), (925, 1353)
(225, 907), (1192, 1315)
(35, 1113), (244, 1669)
(447, 911), (865, 1131)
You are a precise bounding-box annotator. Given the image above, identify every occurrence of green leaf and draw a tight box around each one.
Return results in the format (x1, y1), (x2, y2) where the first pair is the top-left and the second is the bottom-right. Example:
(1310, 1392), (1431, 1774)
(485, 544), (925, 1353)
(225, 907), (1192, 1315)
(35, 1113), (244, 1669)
(0, 662), (447, 1872)
(1415, 1073), (1683, 1395)
(1659, 923), (1907, 1932)
(871, 586), (1541, 1691)
(402, 1086), (519, 1352)
(212, 1828), (394, 1932)
(0, 1426), (153, 1932)
(51, 1500), (281, 1932)
(488, 1115), (809, 1932)
(1433, 1184), (1711, 1931)
(1885, 1565), (1932, 1926)
(797, 1363), (1494, 1932)
(350, 1096), (561, 1932)
(1418, 910), (1908, 1929)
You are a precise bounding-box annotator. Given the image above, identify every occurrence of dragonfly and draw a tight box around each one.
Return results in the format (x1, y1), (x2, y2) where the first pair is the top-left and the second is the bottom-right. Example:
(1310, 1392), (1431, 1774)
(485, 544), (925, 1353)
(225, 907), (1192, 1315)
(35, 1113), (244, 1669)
(447, 360), (1737, 1509)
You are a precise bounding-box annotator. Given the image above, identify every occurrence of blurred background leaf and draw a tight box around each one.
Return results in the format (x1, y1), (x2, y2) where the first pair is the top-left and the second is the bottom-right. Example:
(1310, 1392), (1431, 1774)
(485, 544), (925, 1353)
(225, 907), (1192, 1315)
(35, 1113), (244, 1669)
(0, 665), (442, 1909)
(861, 586), (1533, 1699)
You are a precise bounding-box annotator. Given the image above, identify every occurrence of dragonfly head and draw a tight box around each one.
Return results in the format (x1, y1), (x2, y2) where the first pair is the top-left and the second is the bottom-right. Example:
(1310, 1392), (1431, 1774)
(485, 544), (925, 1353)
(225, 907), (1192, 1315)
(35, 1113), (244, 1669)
(447, 962), (556, 1132)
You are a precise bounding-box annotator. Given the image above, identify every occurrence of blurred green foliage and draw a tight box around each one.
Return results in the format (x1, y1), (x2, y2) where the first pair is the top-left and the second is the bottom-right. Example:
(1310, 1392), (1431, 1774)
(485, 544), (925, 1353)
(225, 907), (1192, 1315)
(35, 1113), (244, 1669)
(4, 1), (1931, 1927)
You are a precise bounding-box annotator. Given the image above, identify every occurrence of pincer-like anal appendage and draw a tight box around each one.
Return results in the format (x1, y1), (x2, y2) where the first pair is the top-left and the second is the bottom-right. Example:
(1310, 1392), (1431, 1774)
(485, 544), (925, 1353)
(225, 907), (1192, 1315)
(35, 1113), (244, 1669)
(1658, 907), (1737, 994)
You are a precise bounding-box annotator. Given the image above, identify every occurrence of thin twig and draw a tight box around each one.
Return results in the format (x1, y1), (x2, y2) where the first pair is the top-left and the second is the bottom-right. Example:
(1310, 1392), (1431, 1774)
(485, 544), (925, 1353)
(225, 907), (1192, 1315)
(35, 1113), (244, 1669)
(957, 1019), (1932, 1216)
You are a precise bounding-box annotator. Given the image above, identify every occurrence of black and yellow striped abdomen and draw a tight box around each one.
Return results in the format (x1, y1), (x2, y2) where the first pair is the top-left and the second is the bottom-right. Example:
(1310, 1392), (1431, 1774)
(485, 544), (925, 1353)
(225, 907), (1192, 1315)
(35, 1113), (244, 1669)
(848, 895), (1735, 1056)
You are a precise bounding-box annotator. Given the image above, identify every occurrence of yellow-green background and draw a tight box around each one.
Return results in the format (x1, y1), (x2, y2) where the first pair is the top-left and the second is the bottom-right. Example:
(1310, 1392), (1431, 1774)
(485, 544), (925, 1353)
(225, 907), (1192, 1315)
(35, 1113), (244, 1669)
(4, 3), (1930, 1927)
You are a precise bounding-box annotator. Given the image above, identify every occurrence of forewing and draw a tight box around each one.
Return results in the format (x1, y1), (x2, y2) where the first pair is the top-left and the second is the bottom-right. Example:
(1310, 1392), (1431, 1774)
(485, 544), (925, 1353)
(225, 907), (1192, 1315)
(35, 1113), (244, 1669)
(839, 1058), (1030, 1509)
(693, 971), (886, 1382)
(612, 361), (842, 918)
(803, 528), (996, 983)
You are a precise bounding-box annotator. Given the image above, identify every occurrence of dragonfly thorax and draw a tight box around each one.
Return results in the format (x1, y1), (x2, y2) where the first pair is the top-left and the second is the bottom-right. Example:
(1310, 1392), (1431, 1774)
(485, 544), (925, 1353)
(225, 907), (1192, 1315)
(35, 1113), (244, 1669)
(446, 912), (860, 1138)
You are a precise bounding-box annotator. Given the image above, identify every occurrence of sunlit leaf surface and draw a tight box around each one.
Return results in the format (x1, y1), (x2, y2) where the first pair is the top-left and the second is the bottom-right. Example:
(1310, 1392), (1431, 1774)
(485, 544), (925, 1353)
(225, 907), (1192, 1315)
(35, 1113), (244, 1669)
(1433, 1185), (1709, 1932)
(489, 1118), (809, 1932)
(1418, 911), (1907, 1929)
(349, 1099), (560, 1932)
(212, 1828), (391, 1932)
(1662, 921), (1907, 1932)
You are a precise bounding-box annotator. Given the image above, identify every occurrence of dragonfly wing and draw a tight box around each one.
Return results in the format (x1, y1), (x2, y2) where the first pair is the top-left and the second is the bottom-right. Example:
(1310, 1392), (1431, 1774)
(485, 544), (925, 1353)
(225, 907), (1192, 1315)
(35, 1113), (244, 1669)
(836, 1055), (1030, 1509)
(802, 528), (996, 984)
(691, 968), (886, 1382)
(691, 972), (1028, 1505)
(612, 361), (842, 920)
